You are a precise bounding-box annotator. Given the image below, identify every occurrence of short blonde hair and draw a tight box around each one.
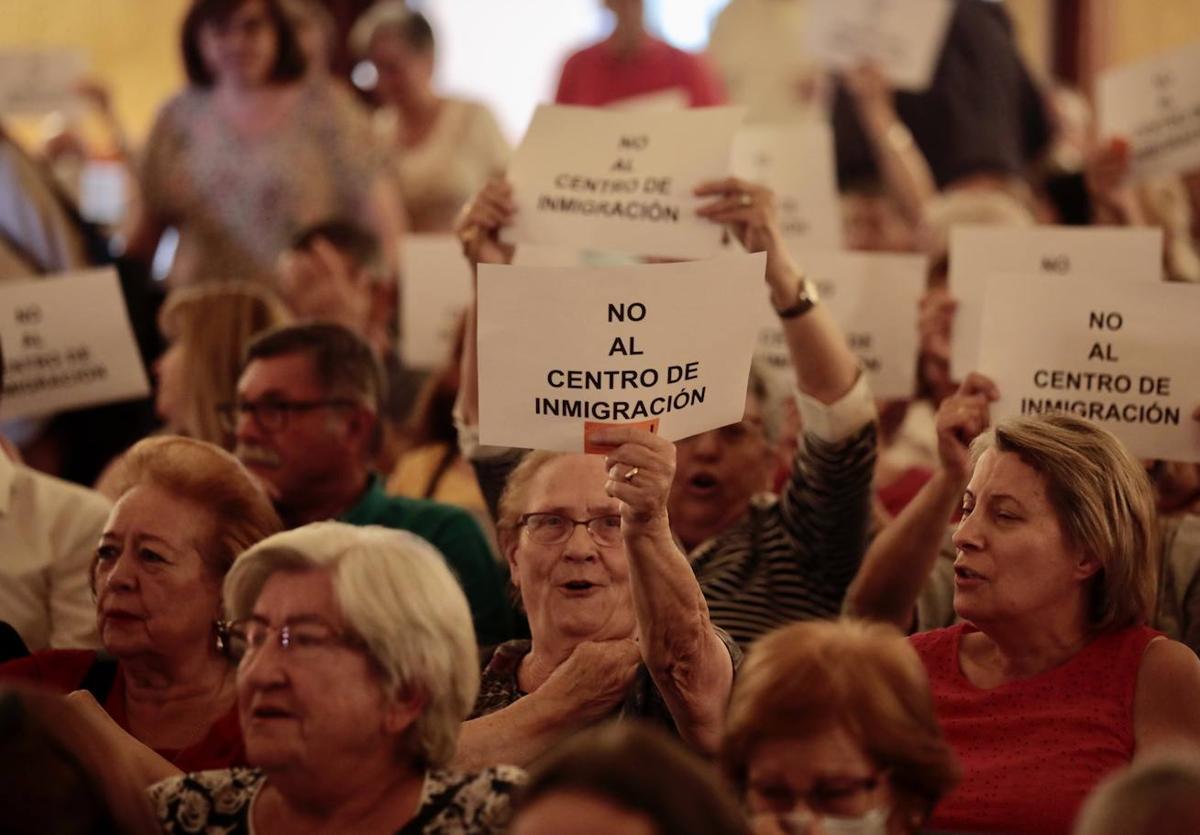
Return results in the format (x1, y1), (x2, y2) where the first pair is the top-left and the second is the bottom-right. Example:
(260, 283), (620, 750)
(722, 619), (959, 830)
(104, 436), (282, 581)
(970, 413), (1159, 633)
(224, 523), (478, 768)
(159, 282), (291, 446)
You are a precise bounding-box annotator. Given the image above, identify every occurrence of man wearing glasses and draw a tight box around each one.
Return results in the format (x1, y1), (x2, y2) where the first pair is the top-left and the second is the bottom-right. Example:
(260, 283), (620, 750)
(227, 322), (513, 646)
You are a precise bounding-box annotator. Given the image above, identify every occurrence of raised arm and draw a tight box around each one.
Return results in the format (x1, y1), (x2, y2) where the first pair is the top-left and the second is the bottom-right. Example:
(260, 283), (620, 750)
(594, 426), (734, 753)
(844, 373), (998, 628)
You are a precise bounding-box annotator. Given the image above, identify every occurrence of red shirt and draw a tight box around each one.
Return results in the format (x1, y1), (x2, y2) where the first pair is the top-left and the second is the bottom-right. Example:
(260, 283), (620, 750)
(911, 623), (1159, 834)
(555, 36), (726, 108)
(0, 649), (245, 773)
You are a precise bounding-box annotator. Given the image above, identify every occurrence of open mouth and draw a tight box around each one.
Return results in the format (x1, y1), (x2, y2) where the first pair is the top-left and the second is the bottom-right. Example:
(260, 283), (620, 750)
(685, 472), (720, 497)
(252, 705), (295, 720)
(235, 445), (281, 468)
(954, 565), (987, 582)
(559, 580), (599, 594)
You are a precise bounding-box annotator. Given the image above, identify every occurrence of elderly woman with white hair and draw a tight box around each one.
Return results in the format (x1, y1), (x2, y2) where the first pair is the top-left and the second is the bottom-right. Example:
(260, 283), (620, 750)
(151, 522), (522, 834)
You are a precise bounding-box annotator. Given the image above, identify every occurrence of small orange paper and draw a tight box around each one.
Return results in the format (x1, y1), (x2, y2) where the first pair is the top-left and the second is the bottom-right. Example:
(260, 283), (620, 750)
(583, 419), (661, 454)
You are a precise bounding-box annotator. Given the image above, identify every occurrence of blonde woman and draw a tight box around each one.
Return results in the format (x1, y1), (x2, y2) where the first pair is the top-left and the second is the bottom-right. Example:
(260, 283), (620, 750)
(155, 282), (291, 447)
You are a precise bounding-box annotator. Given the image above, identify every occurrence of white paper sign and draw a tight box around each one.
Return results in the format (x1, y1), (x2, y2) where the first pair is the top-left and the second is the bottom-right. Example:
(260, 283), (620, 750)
(806, 0), (954, 91)
(0, 48), (86, 115)
(949, 225), (1162, 378)
(1097, 42), (1200, 180)
(504, 104), (744, 259)
(477, 254), (766, 452)
(0, 269), (149, 420)
(732, 122), (843, 252)
(978, 275), (1200, 462)
(400, 236), (475, 369)
(757, 252), (925, 401)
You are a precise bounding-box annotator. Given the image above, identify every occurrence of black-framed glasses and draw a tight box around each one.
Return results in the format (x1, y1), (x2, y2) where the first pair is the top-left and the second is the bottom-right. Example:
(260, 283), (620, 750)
(517, 512), (623, 547)
(226, 617), (366, 663)
(216, 398), (359, 434)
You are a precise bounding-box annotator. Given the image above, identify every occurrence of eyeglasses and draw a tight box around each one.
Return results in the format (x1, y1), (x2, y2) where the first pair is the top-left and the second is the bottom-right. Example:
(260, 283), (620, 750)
(517, 512), (623, 547)
(216, 398), (359, 434)
(226, 617), (366, 663)
(747, 771), (885, 818)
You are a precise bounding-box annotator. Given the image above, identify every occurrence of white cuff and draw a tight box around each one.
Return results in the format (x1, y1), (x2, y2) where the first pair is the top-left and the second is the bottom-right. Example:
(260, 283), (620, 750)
(794, 372), (876, 443)
(453, 403), (519, 460)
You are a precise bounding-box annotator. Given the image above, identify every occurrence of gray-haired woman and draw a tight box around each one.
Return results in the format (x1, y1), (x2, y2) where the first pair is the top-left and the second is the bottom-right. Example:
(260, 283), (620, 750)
(152, 522), (523, 834)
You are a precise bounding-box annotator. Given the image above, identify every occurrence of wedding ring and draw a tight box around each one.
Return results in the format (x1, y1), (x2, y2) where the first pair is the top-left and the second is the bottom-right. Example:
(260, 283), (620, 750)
(623, 466), (640, 482)
(738, 192), (753, 207)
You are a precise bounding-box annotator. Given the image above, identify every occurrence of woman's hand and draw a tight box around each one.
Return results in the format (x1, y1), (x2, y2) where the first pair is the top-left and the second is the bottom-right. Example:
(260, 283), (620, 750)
(538, 638), (641, 723)
(694, 177), (799, 304)
(935, 373), (999, 482)
(65, 690), (181, 784)
(588, 427), (676, 532)
(456, 177), (517, 267)
(843, 62), (896, 127)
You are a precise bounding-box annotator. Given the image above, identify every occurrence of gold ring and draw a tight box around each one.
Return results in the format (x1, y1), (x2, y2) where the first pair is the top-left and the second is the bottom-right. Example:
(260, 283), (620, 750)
(738, 193), (753, 207)
(623, 467), (639, 482)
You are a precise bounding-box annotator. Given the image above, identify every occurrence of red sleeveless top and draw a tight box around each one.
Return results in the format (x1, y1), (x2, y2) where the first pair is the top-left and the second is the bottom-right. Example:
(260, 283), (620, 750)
(910, 623), (1159, 835)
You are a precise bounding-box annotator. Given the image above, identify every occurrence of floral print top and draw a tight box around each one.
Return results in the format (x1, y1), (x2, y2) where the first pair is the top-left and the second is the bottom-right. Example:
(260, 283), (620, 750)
(150, 765), (524, 834)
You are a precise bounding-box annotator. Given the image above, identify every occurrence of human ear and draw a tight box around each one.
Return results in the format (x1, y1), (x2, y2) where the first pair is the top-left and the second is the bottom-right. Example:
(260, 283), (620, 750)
(383, 687), (426, 736)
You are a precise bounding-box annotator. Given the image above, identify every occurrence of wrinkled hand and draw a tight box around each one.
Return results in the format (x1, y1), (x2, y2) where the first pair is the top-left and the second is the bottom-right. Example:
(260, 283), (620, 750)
(74, 78), (114, 116)
(456, 177), (516, 267)
(935, 373), (999, 480)
(539, 638), (641, 724)
(65, 690), (138, 757)
(694, 177), (781, 255)
(589, 426), (676, 530)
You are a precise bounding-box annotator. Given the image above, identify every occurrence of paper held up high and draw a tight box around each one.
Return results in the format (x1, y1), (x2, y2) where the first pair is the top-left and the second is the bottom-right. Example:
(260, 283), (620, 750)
(806, 0), (955, 91)
(1097, 42), (1200, 180)
(503, 104), (744, 260)
(977, 274), (1200, 463)
(0, 268), (149, 420)
(477, 254), (766, 452)
(0, 48), (86, 115)
(948, 225), (1163, 379)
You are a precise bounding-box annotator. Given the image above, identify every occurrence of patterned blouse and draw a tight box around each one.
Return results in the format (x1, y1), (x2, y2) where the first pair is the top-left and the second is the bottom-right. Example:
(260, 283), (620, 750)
(140, 82), (385, 287)
(150, 765), (524, 834)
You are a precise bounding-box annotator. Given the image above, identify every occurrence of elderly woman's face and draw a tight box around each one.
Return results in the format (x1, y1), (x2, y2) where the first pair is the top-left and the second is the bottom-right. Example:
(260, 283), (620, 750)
(94, 484), (221, 659)
(236, 568), (415, 772)
(745, 726), (896, 834)
(199, 0), (279, 89)
(952, 448), (1099, 627)
(508, 455), (636, 644)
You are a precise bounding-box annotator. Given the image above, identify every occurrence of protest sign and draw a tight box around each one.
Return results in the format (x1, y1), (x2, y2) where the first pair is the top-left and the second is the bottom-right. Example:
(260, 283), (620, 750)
(0, 48), (86, 114)
(477, 254), (766, 452)
(806, 0), (954, 91)
(0, 269), (149, 420)
(978, 275), (1200, 462)
(949, 225), (1162, 378)
(732, 122), (843, 252)
(504, 104), (744, 259)
(400, 236), (475, 369)
(1097, 42), (1200, 180)
(756, 252), (925, 401)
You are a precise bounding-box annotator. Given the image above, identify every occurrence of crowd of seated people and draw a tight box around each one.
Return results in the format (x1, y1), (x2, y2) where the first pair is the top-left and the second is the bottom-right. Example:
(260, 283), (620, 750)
(3, 1), (1200, 833)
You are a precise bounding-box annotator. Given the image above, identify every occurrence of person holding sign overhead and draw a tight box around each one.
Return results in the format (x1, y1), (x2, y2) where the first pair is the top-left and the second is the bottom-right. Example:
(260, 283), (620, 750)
(846, 375), (1200, 834)
(455, 175), (876, 650)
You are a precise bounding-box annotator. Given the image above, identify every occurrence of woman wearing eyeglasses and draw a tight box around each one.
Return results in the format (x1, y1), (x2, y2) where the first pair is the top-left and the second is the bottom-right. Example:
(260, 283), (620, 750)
(454, 427), (739, 770)
(151, 522), (523, 834)
(0, 436), (281, 778)
(721, 619), (959, 835)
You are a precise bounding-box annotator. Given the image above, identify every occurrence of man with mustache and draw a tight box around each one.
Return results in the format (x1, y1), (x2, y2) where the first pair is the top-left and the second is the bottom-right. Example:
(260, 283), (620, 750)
(229, 322), (512, 646)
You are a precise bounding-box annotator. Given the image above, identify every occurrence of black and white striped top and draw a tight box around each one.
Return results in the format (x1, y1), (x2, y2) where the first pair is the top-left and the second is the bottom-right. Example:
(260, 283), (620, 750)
(689, 420), (877, 646)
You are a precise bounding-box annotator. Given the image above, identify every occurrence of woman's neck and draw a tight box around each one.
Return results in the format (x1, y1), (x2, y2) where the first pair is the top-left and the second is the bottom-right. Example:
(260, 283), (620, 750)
(212, 82), (299, 136)
(608, 16), (646, 57)
(121, 649), (236, 748)
(258, 759), (424, 835)
(964, 604), (1094, 685)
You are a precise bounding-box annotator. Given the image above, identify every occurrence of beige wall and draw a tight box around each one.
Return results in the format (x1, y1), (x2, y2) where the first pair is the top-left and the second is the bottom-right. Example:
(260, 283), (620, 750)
(1102, 0), (1200, 69)
(1006, 0), (1053, 79)
(0, 0), (191, 149)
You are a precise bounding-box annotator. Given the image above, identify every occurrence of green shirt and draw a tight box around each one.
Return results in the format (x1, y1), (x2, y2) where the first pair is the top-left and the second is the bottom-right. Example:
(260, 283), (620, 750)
(340, 475), (513, 646)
